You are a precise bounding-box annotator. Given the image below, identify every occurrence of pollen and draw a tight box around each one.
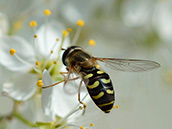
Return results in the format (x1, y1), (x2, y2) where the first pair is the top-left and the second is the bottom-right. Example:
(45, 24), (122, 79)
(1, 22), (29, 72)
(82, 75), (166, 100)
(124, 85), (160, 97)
(34, 35), (37, 38)
(62, 30), (68, 36)
(117, 128), (120, 129)
(80, 126), (84, 129)
(44, 9), (51, 16)
(88, 39), (95, 46)
(112, 105), (115, 109)
(90, 123), (94, 127)
(29, 20), (37, 27)
(37, 80), (44, 87)
(10, 49), (16, 55)
(77, 20), (85, 27)
(56, 38), (59, 41)
(79, 106), (83, 110)
(53, 61), (57, 64)
(35, 61), (39, 65)
(51, 50), (53, 54)
(116, 105), (119, 109)
(67, 28), (72, 32)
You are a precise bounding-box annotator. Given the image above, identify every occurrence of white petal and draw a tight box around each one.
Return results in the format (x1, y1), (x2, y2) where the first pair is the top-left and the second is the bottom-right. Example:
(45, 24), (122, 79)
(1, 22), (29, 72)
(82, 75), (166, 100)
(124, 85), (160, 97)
(0, 36), (36, 71)
(3, 72), (37, 101)
(0, 12), (9, 36)
(0, 66), (13, 92)
(42, 69), (86, 120)
(36, 21), (70, 59)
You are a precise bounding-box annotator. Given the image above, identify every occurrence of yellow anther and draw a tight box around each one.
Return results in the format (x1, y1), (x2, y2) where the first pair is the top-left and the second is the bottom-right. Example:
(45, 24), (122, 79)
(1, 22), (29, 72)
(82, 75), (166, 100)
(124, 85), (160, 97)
(77, 20), (85, 27)
(116, 105), (119, 109)
(51, 50), (53, 54)
(37, 80), (42, 83)
(37, 80), (44, 87)
(53, 61), (57, 64)
(90, 123), (94, 127)
(10, 49), (16, 55)
(62, 30), (68, 36)
(117, 128), (120, 129)
(34, 35), (37, 38)
(29, 20), (37, 27)
(44, 9), (51, 16)
(79, 106), (83, 110)
(56, 38), (59, 41)
(88, 39), (95, 46)
(67, 28), (72, 32)
(112, 105), (115, 109)
(80, 126), (84, 129)
(35, 61), (39, 65)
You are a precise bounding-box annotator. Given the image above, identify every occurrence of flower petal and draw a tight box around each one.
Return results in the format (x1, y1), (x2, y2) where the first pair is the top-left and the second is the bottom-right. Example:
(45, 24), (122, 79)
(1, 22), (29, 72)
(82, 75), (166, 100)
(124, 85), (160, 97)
(3, 72), (37, 101)
(42, 69), (87, 120)
(0, 66), (13, 92)
(36, 21), (70, 59)
(0, 36), (36, 71)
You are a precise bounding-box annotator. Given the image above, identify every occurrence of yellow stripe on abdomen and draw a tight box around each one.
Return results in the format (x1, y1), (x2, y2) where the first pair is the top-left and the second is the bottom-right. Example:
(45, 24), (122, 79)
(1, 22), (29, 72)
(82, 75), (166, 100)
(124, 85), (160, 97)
(87, 81), (99, 89)
(101, 78), (111, 84)
(92, 92), (104, 99)
(106, 89), (114, 94)
(84, 73), (93, 79)
(98, 100), (115, 107)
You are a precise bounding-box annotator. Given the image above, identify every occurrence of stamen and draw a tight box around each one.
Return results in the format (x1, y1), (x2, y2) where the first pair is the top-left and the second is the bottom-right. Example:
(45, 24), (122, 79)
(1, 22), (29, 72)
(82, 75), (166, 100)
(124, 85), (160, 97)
(10, 48), (16, 55)
(29, 20), (37, 27)
(80, 126), (84, 129)
(48, 62), (55, 73)
(90, 123), (94, 127)
(71, 19), (85, 45)
(53, 61), (57, 64)
(44, 9), (51, 16)
(51, 50), (53, 54)
(34, 35), (37, 38)
(37, 80), (44, 87)
(67, 28), (72, 32)
(88, 39), (96, 46)
(56, 38), (59, 41)
(54, 94), (88, 127)
(79, 106), (83, 110)
(117, 128), (120, 129)
(116, 105), (119, 109)
(77, 20), (85, 27)
(35, 61), (39, 65)
(112, 105), (115, 109)
(10, 50), (41, 73)
(62, 30), (68, 37)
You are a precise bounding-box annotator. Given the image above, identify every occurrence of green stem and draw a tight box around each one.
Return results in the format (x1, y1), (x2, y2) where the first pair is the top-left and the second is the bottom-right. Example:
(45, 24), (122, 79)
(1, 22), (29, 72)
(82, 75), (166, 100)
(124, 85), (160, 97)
(13, 112), (35, 127)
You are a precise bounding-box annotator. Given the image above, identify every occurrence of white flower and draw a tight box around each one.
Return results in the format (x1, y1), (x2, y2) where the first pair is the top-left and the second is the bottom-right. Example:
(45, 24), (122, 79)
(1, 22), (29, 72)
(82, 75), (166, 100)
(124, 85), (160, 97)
(41, 69), (93, 129)
(0, 21), (69, 101)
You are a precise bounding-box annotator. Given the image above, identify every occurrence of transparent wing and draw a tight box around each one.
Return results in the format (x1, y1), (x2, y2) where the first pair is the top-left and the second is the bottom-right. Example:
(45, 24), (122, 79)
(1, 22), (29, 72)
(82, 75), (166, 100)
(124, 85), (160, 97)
(94, 57), (160, 72)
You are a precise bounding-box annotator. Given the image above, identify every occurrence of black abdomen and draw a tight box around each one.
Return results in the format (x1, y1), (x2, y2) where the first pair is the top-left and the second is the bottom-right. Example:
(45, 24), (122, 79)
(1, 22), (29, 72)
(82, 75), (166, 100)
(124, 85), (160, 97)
(82, 68), (115, 113)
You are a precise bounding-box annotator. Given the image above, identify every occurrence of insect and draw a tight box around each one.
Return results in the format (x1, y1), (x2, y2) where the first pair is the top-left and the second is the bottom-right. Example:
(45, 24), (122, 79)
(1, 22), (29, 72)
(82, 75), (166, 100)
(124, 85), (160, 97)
(44, 46), (160, 113)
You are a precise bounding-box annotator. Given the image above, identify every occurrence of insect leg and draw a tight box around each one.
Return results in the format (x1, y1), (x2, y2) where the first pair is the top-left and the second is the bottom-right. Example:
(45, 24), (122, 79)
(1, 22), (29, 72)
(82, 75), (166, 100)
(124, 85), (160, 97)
(42, 79), (65, 89)
(78, 80), (87, 109)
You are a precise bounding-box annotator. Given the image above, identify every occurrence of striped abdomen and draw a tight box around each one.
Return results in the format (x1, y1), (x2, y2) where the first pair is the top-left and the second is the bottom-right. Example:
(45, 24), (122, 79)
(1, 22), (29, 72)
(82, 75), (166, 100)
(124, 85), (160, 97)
(82, 68), (115, 113)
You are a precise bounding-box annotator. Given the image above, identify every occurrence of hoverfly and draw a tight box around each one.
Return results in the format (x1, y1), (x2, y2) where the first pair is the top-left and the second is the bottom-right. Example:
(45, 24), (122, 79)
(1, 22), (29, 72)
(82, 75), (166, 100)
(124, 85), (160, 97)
(43, 46), (160, 113)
